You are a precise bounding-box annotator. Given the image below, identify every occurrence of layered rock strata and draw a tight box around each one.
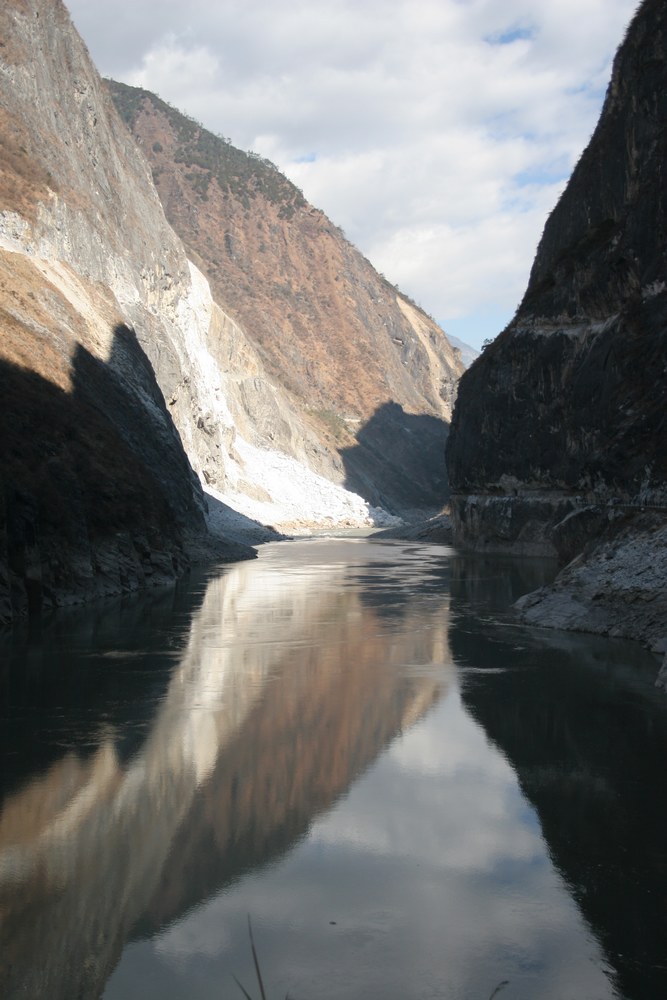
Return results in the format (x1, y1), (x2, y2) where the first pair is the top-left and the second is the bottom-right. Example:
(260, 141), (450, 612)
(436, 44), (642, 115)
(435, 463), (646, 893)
(445, 0), (667, 660)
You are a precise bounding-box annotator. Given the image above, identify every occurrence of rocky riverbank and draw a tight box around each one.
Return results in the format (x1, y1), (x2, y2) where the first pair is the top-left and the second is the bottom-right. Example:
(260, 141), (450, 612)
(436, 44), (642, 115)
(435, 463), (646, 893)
(373, 511), (453, 543)
(444, 0), (667, 691)
(514, 512), (667, 688)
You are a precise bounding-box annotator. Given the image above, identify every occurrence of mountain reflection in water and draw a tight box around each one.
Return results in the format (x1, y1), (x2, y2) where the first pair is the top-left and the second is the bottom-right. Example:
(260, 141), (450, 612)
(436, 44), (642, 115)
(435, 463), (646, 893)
(0, 540), (445, 999)
(0, 540), (664, 1000)
(448, 554), (667, 1000)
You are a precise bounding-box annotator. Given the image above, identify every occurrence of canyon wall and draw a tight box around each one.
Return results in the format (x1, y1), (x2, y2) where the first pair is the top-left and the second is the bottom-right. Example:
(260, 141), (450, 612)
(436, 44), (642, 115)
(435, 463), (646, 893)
(106, 80), (463, 513)
(0, 0), (462, 622)
(445, 0), (667, 657)
(0, 0), (221, 623)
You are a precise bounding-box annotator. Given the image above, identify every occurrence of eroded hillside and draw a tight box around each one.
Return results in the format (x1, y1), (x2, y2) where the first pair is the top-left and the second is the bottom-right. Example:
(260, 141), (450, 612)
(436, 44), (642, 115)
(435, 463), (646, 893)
(107, 80), (464, 510)
(0, 0), (466, 621)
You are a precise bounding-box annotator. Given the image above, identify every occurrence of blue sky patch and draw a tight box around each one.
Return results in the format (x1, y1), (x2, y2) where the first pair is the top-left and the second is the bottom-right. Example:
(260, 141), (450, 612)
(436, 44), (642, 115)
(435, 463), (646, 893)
(440, 307), (516, 352)
(486, 25), (535, 46)
(515, 162), (569, 188)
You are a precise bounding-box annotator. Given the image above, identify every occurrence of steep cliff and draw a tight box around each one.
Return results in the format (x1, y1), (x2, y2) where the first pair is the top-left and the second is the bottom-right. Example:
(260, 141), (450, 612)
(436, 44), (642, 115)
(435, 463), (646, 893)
(445, 0), (667, 656)
(0, 1), (260, 491)
(0, 0), (262, 623)
(106, 80), (464, 511)
(0, 265), (207, 623)
(0, 0), (461, 625)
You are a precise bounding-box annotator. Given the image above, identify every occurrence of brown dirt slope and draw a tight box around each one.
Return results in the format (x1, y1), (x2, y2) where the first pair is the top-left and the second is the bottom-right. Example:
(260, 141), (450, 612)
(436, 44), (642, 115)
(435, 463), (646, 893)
(107, 80), (464, 509)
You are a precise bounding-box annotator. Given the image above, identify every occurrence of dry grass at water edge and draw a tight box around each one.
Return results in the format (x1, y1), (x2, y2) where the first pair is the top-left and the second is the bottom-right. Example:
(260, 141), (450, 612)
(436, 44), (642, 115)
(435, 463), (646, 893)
(233, 916), (511, 1000)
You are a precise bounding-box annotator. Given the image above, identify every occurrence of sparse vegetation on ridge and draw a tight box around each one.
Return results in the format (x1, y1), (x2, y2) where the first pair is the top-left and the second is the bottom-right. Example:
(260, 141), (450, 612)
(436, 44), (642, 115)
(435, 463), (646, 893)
(103, 77), (463, 516)
(106, 78), (306, 215)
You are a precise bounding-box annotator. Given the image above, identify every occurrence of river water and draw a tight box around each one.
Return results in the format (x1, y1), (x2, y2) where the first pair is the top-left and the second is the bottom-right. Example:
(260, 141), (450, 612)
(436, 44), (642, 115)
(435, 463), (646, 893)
(0, 538), (665, 1000)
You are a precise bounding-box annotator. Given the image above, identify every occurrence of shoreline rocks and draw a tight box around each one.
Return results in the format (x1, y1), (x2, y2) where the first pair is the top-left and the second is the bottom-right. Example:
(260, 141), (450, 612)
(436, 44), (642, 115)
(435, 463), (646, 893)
(444, 0), (667, 691)
(513, 512), (667, 685)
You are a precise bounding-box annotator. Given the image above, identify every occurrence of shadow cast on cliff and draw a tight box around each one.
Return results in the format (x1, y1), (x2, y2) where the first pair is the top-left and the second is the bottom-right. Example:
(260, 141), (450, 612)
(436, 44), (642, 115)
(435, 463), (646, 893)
(340, 401), (450, 514)
(0, 324), (206, 625)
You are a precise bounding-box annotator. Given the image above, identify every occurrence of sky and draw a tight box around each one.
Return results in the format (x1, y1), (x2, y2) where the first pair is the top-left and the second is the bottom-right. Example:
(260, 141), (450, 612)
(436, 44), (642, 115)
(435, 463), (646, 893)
(66, 0), (640, 351)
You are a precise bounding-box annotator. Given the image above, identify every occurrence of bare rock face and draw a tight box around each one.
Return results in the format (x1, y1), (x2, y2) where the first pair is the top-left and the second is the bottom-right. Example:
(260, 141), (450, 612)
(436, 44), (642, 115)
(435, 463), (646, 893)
(106, 81), (464, 511)
(445, 0), (667, 653)
(447, 0), (666, 539)
(0, 0), (463, 622)
(0, 0), (251, 623)
(0, 1), (236, 491)
(0, 251), (207, 624)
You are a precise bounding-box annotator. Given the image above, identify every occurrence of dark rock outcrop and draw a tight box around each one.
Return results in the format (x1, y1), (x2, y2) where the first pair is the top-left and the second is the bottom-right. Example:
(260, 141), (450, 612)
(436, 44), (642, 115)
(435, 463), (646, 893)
(448, 0), (667, 532)
(447, 0), (667, 648)
(445, 0), (667, 656)
(373, 512), (453, 543)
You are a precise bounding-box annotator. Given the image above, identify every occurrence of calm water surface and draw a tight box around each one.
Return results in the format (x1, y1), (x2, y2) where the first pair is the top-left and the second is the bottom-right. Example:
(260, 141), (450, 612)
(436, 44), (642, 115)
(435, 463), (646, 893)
(0, 538), (665, 1000)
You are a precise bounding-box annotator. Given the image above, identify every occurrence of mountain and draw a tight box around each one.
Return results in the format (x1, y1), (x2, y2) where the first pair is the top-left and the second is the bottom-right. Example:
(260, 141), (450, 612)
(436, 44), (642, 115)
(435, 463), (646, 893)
(444, 333), (478, 370)
(0, 0), (247, 624)
(446, 0), (667, 664)
(105, 79), (463, 512)
(0, 0), (462, 624)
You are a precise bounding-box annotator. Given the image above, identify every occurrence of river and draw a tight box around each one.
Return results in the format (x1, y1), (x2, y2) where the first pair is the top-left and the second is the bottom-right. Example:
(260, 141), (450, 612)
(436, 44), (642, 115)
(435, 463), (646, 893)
(0, 538), (665, 1000)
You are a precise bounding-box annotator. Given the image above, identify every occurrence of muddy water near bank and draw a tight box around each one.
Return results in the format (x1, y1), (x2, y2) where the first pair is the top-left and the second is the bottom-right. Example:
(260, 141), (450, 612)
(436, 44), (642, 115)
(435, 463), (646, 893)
(0, 539), (665, 1000)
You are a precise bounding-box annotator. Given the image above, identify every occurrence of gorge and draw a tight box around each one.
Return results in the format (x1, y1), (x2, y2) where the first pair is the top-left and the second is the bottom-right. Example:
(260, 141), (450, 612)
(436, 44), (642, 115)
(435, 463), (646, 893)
(0, 0), (463, 625)
(1, 1), (666, 998)
(446, 0), (667, 674)
(4, 0), (662, 663)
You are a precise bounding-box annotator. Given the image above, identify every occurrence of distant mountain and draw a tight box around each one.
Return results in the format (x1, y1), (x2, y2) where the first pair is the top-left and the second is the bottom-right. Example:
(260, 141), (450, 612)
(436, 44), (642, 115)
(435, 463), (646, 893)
(443, 333), (478, 369)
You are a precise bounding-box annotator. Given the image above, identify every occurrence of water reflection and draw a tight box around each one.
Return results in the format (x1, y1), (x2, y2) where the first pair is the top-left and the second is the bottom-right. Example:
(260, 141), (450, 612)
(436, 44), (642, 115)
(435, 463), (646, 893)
(1, 542), (664, 1000)
(0, 540), (447, 999)
(449, 554), (667, 1000)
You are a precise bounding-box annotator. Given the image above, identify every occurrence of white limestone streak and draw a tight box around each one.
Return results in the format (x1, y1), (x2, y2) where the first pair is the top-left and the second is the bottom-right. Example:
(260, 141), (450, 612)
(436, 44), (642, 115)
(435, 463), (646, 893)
(171, 263), (400, 531)
(205, 435), (402, 536)
(2, 199), (396, 533)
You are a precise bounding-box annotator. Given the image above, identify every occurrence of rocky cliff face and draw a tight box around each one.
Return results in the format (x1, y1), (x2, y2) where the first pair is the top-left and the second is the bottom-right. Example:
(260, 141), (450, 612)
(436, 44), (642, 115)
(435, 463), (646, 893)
(0, 0), (462, 623)
(0, 0), (227, 623)
(0, 1), (267, 527)
(445, 0), (667, 657)
(449, 0), (667, 524)
(106, 80), (464, 511)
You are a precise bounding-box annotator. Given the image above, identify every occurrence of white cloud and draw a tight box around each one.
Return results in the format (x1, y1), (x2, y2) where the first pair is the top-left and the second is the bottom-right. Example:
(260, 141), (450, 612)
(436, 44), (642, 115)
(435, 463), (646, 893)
(128, 36), (220, 99)
(67, 0), (639, 347)
(106, 682), (616, 1000)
